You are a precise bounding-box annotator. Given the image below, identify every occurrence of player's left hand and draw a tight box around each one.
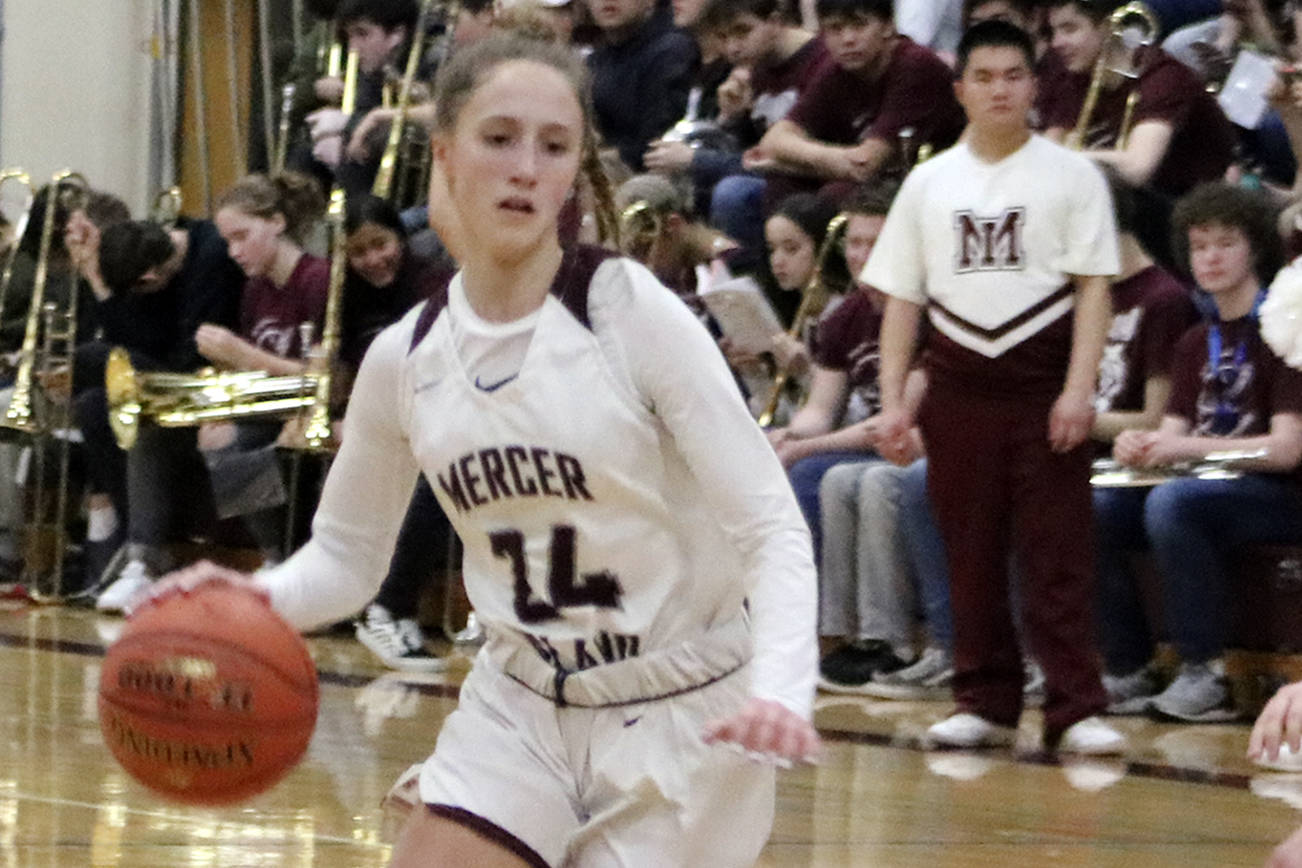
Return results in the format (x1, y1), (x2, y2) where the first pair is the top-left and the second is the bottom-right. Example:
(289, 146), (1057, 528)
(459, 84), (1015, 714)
(1048, 388), (1094, 453)
(1249, 680), (1302, 764)
(703, 697), (821, 766)
(1267, 824), (1302, 868)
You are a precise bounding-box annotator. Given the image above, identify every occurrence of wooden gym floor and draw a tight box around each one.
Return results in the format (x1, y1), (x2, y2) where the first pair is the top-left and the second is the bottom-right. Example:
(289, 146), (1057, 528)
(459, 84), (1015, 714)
(2, 600), (1300, 867)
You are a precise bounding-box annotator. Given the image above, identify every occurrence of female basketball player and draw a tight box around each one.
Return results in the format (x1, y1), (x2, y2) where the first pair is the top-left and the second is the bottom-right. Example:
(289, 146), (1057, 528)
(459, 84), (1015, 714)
(139, 34), (819, 867)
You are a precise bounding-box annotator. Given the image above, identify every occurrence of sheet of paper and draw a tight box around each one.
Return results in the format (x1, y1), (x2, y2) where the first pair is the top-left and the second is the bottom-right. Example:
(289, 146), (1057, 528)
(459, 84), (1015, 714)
(698, 274), (783, 355)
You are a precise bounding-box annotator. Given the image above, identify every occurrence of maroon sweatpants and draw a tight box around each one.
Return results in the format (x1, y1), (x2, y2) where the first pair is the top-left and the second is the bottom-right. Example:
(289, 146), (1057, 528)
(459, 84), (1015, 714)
(919, 383), (1107, 739)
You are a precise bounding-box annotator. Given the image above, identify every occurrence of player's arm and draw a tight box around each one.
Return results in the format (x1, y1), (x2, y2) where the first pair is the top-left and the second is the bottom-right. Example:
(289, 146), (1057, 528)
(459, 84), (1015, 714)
(604, 261), (819, 755)
(254, 320), (422, 630)
(1080, 120), (1174, 188)
(1051, 274), (1110, 452)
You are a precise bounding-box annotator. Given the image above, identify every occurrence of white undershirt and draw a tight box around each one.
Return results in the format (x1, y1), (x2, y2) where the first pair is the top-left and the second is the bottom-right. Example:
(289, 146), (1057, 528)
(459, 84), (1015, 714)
(447, 277), (540, 390)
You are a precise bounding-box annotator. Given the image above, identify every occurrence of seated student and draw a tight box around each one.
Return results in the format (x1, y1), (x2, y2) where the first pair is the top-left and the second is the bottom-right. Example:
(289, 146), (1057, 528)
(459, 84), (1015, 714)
(339, 195), (454, 672)
(95, 173), (329, 612)
(339, 195), (450, 374)
(586, 0), (699, 173)
(1039, 0), (1235, 262)
(614, 174), (738, 299)
(671, 0), (830, 252)
(762, 189), (874, 560)
(819, 169), (1196, 697)
(669, 0), (733, 128)
(1, 189), (132, 585)
(1096, 182), (1302, 723)
(309, 0), (422, 195)
(68, 209), (245, 587)
(752, 0), (964, 205)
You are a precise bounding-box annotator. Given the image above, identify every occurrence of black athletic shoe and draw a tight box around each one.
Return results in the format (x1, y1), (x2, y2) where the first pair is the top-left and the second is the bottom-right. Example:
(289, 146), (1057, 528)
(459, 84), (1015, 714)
(818, 639), (908, 694)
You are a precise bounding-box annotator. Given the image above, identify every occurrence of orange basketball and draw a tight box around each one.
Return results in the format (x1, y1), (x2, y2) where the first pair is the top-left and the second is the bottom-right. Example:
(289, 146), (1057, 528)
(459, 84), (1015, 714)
(98, 582), (319, 806)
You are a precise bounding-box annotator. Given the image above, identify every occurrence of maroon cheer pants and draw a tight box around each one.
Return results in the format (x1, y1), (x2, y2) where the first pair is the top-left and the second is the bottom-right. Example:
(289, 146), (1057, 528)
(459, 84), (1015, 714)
(919, 383), (1107, 738)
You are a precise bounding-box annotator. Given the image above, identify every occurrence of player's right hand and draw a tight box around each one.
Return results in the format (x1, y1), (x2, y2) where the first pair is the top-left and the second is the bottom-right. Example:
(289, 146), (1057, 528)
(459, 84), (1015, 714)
(126, 560), (265, 618)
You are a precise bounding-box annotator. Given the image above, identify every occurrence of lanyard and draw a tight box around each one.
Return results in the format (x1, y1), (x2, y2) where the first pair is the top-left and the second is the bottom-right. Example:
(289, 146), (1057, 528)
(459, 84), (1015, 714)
(1204, 289), (1266, 435)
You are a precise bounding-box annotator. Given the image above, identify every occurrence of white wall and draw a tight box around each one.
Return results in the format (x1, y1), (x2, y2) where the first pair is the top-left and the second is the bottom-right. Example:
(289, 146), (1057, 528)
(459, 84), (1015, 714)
(0, 1), (156, 215)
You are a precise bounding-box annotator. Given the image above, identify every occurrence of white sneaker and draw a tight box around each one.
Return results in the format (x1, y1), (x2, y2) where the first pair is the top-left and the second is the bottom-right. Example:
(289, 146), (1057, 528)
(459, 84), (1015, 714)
(453, 611), (485, 647)
(95, 560), (154, 613)
(356, 604), (448, 673)
(1057, 716), (1127, 756)
(863, 647), (954, 700)
(925, 712), (1017, 749)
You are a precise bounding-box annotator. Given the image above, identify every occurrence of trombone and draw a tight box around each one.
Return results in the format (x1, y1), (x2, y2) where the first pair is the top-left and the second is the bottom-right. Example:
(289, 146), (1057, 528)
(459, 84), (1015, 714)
(2, 170), (89, 600)
(5, 170), (88, 435)
(618, 200), (664, 265)
(373, 0), (437, 202)
(757, 213), (849, 428)
(151, 186), (183, 229)
(0, 170), (34, 349)
(1069, 2), (1159, 151)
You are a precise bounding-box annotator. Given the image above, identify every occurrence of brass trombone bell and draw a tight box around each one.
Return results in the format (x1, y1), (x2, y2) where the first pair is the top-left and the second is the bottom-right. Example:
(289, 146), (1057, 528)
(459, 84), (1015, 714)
(151, 187), (183, 229)
(105, 348), (319, 450)
(1069, 1), (1159, 150)
(618, 200), (663, 261)
(1103, 2), (1159, 80)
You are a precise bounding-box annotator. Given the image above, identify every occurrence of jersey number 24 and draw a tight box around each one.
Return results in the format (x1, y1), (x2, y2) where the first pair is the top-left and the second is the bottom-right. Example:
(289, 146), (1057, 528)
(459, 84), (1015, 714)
(490, 525), (623, 624)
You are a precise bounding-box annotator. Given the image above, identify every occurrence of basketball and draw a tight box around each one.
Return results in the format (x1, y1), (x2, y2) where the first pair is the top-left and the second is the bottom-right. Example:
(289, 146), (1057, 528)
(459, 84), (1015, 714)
(97, 581), (319, 806)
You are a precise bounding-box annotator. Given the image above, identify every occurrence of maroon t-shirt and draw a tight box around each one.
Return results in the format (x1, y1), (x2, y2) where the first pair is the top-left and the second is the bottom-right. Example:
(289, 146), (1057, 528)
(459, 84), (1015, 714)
(810, 288), (882, 418)
(1040, 48), (1234, 197)
(786, 36), (965, 152)
(1167, 317), (1302, 438)
(1096, 265), (1196, 414)
(740, 37), (833, 144)
(239, 253), (330, 359)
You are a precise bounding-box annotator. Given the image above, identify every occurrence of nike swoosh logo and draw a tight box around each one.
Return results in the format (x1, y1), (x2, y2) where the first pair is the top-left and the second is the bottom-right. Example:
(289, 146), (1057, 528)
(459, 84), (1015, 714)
(475, 374), (518, 393)
(623, 716), (641, 728)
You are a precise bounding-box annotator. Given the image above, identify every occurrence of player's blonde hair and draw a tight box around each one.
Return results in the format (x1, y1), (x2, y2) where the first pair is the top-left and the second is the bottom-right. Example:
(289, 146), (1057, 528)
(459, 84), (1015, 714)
(431, 34), (619, 246)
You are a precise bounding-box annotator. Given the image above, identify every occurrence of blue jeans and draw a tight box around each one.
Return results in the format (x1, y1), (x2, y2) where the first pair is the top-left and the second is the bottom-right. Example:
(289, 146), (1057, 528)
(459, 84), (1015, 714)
(1095, 474), (1302, 673)
(897, 459), (954, 650)
(788, 450), (877, 563)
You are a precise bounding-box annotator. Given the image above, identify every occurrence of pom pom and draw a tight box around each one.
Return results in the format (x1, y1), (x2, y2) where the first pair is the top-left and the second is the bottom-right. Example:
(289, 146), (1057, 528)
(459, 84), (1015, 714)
(1261, 258), (1302, 370)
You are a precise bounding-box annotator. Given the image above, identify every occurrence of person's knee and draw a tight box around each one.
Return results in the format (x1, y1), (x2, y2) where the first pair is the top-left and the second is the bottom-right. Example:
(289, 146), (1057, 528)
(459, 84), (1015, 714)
(818, 462), (861, 505)
(1142, 480), (1202, 542)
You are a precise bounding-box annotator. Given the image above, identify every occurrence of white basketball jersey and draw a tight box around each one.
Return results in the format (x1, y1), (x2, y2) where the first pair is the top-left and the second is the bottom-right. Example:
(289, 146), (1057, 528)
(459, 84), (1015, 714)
(408, 257), (746, 670)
